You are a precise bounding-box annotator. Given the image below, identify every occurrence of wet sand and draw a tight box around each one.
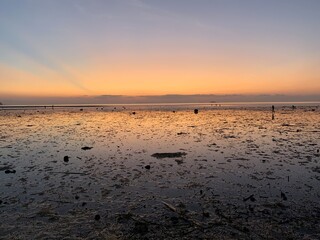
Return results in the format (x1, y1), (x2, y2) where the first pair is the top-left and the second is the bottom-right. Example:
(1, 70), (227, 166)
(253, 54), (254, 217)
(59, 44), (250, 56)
(0, 106), (319, 239)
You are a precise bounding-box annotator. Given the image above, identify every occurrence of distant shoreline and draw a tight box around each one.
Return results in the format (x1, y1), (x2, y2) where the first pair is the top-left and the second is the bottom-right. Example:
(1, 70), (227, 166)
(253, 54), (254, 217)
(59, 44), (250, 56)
(0, 101), (319, 111)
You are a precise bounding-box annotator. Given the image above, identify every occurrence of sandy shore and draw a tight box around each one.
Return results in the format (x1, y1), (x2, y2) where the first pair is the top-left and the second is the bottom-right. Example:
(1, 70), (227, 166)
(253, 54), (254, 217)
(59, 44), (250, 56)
(0, 106), (319, 239)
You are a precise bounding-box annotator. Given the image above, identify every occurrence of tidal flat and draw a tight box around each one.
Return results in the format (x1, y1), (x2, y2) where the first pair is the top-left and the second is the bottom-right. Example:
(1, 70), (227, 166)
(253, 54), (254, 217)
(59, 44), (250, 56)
(0, 105), (319, 239)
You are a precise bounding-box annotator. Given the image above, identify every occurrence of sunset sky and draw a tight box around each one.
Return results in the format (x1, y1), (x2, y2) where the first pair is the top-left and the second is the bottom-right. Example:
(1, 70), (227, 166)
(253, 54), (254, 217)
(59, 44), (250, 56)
(1, 0), (320, 101)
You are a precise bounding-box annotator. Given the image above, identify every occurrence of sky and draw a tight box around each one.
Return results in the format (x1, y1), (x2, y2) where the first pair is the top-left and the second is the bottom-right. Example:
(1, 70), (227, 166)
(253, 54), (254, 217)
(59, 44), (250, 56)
(1, 0), (320, 103)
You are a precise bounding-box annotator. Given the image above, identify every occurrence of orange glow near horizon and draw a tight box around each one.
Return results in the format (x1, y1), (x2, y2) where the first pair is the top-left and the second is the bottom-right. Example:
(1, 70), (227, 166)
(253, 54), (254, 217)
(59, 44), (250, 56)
(1, 52), (319, 98)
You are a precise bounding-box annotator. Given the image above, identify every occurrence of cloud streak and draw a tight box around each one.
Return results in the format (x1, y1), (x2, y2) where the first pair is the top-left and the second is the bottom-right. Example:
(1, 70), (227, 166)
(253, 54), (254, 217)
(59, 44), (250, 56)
(0, 23), (89, 92)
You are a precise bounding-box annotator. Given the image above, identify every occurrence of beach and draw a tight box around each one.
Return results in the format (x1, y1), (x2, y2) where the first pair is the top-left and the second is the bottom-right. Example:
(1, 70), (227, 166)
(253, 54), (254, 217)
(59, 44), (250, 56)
(0, 105), (319, 239)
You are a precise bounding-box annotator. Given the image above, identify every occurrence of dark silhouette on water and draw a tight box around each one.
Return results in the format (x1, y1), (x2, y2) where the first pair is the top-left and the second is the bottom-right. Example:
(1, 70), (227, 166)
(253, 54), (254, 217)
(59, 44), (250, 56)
(272, 105), (275, 120)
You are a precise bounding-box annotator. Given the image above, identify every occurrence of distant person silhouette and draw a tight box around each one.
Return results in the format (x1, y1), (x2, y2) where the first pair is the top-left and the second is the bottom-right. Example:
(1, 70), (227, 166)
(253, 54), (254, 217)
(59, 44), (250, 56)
(272, 105), (275, 120)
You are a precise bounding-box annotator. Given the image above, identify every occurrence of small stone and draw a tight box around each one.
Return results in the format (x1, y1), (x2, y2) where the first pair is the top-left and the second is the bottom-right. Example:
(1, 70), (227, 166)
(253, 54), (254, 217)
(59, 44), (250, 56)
(194, 109), (199, 114)
(95, 214), (101, 221)
(64, 156), (69, 162)
(75, 195), (79, 200)
(145, 165), (151, 170)
(132, 112), (136, 115)
(281, 191), (288, 201)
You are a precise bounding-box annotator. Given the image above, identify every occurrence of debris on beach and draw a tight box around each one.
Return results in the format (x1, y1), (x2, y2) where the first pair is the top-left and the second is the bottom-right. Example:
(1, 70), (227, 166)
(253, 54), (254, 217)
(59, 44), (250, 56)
(281, 191), (288, 201)
(4, 169), (16, 174)
(63, 156), (69, 162)
(151, 152), (187, 159)
(81, 146), (93, 150)
(145, 165), (151, 170)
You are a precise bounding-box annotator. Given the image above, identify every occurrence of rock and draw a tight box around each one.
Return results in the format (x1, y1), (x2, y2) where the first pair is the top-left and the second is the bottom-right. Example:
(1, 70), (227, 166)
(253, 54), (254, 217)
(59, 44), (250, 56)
(151, 152), (187, 159)
(81, 146), (93, 150)
(281, 191), (288, 201)
(75, 195), (79, 200)
(4, 169), (16, 174)
(145, 165), (151, 170)
(63, 156), (69, 162)
(95, 214), (101, 221)
(194, 109), (199, 114)
(132, 112), (136, 115)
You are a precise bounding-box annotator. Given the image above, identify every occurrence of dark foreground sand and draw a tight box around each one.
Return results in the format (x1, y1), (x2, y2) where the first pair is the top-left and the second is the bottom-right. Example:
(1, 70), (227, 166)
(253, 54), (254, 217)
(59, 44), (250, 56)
(0, 106), (319, 239)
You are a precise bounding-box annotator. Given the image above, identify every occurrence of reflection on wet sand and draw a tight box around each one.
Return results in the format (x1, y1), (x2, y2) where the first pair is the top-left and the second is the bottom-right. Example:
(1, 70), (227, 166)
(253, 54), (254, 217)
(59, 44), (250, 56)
(0, 106), (319, 239)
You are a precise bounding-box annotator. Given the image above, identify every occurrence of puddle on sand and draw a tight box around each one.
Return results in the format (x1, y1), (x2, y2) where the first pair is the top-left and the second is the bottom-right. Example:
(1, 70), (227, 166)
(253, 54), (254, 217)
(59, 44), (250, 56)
(0, 106), (320, 239)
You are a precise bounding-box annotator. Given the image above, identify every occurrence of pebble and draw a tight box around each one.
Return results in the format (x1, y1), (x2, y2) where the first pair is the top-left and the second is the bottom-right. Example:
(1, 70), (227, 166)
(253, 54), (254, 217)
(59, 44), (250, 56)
(145, 165), (151, 170)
